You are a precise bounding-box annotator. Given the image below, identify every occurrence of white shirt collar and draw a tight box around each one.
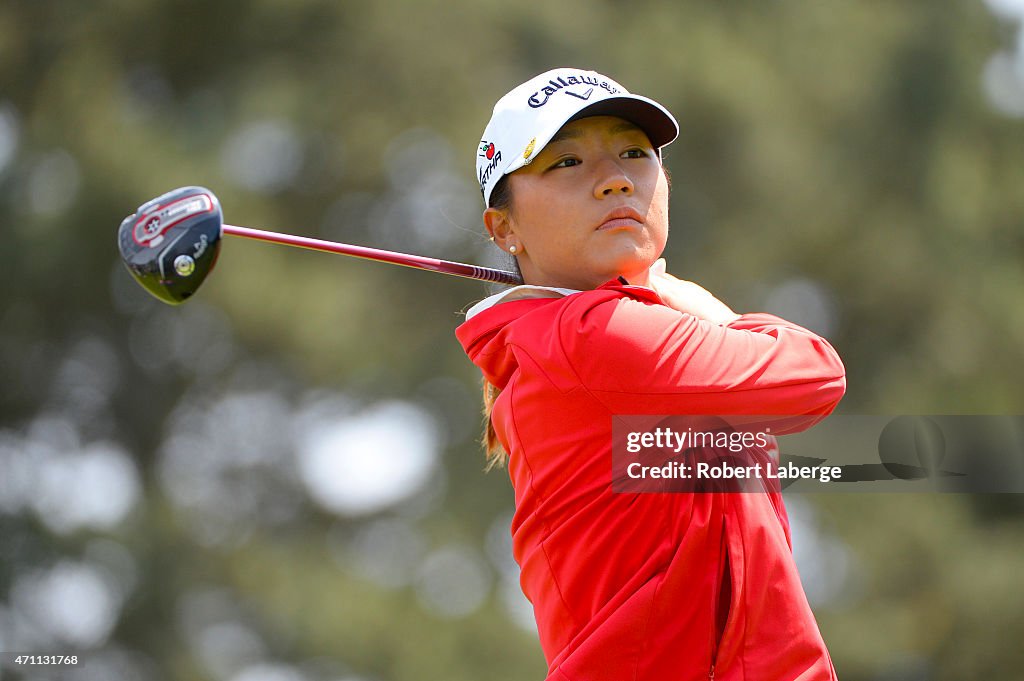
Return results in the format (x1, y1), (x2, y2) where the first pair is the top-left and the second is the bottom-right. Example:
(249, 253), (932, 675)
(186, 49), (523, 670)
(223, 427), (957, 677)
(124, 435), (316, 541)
(465, 285), (581, 320)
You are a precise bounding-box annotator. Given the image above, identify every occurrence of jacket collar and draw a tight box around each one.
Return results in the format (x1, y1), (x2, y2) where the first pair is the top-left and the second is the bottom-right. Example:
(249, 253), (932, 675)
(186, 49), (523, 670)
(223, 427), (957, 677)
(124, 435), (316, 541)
(457, 279), (663, 389)
(465, 285), (581, 320)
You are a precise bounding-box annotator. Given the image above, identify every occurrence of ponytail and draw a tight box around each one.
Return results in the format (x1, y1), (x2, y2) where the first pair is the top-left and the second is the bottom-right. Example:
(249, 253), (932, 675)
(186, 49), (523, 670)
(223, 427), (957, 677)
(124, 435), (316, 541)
(478, 174), (515, 470)
(481, 378), (509, 470)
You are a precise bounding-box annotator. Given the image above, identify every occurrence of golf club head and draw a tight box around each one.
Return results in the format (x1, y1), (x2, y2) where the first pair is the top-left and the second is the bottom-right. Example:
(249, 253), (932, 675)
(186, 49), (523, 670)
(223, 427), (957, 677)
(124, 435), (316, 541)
(117, 186), (223, 305)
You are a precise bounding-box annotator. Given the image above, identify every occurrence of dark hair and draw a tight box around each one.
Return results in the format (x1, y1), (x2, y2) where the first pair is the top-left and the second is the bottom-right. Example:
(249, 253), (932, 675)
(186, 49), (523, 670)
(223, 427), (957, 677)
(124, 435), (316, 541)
(489, 174), (513, 211)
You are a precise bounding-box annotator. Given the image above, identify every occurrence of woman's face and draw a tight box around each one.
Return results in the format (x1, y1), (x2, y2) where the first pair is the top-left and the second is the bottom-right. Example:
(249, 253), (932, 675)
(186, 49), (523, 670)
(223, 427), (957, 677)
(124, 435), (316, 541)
(485, 115), (670, 290)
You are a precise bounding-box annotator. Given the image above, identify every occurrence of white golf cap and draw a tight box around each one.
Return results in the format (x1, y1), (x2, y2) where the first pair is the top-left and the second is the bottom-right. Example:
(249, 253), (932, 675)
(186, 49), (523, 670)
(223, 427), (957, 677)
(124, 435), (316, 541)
(476, 67), (679, 206)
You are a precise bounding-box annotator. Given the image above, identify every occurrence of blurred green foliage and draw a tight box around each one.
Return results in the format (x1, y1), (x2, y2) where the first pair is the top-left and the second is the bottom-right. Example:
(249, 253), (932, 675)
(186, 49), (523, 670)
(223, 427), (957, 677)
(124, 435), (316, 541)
(1, 1), (1023, 680)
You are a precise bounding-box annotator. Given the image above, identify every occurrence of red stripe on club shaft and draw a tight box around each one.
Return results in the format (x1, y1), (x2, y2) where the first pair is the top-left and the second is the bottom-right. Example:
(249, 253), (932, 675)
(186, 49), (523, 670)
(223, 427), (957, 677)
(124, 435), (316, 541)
(222, 224), (522, 285)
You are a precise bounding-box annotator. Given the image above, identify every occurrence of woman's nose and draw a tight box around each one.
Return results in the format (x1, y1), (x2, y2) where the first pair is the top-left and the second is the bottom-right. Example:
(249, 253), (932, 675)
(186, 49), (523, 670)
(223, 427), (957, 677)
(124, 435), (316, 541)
(594, 161), (634, 197)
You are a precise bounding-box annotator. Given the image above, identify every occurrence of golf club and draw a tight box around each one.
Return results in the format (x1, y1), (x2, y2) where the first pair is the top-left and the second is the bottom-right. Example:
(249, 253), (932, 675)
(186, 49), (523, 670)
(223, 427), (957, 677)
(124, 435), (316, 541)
(117, 186), (523, 305)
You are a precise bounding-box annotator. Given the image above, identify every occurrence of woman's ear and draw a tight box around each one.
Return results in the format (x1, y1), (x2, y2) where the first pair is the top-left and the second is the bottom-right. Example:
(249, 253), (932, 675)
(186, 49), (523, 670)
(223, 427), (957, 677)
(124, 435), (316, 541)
(484, 207), (518, 255)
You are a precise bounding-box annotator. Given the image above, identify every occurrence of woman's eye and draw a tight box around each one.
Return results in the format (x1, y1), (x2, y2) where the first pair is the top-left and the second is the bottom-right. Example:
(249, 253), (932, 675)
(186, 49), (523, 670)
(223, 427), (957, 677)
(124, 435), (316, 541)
(551, 157), (580, 169)
(622, 148), (649, 159)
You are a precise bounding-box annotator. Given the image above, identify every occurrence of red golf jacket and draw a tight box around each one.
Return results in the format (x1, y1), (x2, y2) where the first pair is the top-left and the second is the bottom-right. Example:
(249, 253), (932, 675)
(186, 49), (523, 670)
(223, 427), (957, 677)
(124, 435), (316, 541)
(456, 280), (846, 681)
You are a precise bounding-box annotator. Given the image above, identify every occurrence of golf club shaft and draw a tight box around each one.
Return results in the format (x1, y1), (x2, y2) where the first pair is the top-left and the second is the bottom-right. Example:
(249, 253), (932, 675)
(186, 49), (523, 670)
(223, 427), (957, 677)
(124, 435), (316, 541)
(222, 224), (523, 285)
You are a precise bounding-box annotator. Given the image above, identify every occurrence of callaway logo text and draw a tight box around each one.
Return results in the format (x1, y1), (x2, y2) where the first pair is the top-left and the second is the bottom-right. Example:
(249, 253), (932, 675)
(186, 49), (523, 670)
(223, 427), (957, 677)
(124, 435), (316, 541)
(527, 74), (621, 108)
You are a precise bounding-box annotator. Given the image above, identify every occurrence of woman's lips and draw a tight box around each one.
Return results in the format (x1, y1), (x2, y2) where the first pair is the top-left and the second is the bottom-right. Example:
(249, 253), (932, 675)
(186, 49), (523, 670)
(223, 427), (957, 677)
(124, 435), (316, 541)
(597, 207), (645, 231)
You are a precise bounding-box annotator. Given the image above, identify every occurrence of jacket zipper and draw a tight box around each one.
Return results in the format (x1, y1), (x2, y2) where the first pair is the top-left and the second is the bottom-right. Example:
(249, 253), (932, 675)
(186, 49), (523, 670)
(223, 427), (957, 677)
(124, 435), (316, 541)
(710, 518), (730, 679)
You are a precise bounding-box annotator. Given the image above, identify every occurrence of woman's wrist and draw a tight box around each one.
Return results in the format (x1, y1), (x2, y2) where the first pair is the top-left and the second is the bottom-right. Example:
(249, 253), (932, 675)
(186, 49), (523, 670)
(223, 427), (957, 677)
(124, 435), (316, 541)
(648, 259), (740, 325)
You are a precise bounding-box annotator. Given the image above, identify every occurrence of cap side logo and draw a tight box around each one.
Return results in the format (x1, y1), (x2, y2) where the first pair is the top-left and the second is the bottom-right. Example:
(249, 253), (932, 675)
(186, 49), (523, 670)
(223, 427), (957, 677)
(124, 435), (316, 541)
(477, 140), (503, 190)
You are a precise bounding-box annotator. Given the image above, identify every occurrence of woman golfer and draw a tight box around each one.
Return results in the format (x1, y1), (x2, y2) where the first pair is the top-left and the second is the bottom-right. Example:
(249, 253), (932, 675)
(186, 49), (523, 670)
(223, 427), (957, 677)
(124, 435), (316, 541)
(456, 68), (846, 681)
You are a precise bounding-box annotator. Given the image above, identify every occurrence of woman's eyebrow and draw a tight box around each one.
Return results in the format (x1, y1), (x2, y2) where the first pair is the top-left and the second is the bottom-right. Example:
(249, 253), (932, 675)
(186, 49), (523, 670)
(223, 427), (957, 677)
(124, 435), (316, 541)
(548, 120), (646, 147)
(610, 120), (644, 135)
(548, 127), (583, 146)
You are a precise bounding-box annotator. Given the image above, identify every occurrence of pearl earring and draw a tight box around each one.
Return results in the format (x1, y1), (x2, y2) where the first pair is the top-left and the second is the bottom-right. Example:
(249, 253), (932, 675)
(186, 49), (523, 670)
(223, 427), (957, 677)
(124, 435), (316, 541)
(509, 245), (517, 254)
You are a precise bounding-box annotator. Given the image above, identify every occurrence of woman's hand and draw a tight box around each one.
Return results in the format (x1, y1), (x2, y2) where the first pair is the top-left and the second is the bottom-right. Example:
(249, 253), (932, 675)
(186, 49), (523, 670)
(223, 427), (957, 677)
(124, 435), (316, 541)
(647, 259), (741, 325)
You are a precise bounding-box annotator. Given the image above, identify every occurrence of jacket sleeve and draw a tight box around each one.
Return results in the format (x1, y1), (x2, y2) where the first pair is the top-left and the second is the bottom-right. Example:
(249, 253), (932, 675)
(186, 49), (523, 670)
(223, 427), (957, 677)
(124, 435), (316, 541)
(558, 292), (846, 427)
